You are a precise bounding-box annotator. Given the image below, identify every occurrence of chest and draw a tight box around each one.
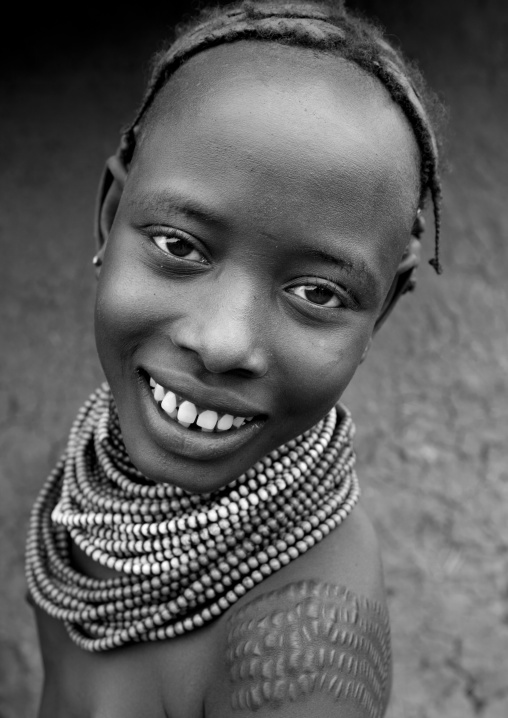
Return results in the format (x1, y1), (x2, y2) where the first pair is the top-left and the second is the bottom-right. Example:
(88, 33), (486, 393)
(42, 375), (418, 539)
(34, 608), (217, 718)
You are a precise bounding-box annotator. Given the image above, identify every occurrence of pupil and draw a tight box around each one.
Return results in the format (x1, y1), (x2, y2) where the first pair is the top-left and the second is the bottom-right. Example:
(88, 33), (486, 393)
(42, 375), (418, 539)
(169, 238), (191, 257)
(306, 286), (333, 305)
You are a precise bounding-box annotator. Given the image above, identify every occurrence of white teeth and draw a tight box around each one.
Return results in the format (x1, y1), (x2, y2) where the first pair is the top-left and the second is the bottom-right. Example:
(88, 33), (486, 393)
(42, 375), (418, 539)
(153, 383), (165, 402)
(196, 410), (218, 431)
(216, 414), (234, 431)
(161, 391), (177, 415)
(161, 390), (178, 420)
(177, 401), (198, 427)
(149, 376), (255, 431)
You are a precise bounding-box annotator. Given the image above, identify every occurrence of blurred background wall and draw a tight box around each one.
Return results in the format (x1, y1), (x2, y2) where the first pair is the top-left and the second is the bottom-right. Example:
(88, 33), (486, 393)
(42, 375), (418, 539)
(1, 1), (507, 716)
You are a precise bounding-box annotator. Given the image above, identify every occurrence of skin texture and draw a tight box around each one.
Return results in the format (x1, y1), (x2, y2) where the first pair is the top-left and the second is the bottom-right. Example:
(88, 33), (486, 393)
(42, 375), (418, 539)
(95, 40), (420, 494)
(36, 504), (390, 718)
(225, 581), (391, 716)
(35, 40), (421, 718)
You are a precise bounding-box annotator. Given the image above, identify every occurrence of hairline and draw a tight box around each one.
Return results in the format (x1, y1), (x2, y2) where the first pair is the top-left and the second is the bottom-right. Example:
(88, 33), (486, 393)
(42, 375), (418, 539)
(132, 38), (422, 205)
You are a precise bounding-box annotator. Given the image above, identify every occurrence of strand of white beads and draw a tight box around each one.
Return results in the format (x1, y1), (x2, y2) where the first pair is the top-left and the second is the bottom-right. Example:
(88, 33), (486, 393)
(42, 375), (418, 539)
(26, 384), (360, 652)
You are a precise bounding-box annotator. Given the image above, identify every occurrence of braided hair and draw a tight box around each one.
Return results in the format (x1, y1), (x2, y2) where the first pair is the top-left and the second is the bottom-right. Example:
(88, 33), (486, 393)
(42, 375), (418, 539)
(118, 0), (443, 273)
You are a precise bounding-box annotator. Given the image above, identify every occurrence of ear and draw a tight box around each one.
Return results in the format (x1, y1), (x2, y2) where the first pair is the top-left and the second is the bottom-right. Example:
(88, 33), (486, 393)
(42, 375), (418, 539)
(92, 154), (128, 276)
(373, 214), (424, 334)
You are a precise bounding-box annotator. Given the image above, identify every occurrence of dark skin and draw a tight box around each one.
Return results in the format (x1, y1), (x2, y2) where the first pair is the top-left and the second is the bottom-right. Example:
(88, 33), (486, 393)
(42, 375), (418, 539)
(36, 42), (421, 717)
(35, 506), (386, 718)
(95, 41), (420, 494)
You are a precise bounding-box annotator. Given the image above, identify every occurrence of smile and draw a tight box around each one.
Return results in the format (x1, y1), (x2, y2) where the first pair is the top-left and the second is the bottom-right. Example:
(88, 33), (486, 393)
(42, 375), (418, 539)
(149, 376), (254, 433)
(133, 370), (266, 465)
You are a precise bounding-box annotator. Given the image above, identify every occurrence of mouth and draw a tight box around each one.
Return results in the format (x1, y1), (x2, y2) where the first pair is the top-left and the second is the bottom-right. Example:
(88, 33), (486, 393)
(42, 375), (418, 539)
(148, 375), (256, 434)
(133, 370), (267, 465)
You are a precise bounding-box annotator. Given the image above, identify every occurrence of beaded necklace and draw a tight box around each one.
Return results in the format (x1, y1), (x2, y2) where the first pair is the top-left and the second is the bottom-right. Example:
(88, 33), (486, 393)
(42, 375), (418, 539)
(26, 384), (360, 652)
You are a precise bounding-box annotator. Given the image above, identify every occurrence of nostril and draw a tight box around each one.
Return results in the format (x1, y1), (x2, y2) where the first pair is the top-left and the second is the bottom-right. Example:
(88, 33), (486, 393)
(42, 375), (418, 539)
(224, 367), (258, 379)
(170, 315), (269, 376)
(202, 353), (268, 378)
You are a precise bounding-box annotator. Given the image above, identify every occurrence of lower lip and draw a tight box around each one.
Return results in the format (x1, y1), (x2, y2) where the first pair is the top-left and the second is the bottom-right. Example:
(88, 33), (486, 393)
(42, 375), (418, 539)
(136, 373), (266, 461)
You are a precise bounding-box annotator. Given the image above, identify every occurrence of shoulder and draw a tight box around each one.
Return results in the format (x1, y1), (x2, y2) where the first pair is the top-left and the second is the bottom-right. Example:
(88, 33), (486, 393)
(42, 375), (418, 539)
(204, 503), (392, 717)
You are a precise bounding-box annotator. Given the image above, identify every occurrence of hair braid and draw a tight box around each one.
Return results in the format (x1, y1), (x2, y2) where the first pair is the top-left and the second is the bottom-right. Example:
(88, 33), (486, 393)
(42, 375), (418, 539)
(118, 0), (443, 273)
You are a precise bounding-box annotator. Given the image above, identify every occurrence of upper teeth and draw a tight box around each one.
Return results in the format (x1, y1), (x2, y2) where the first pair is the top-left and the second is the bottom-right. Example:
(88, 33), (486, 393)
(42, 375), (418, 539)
(149, 377), (253, 432)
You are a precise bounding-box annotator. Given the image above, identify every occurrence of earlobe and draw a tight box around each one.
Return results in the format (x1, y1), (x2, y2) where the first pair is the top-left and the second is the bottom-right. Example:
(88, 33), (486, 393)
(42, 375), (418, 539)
(93, 154), (128, 275)
(359, 336), (372, 364)
(398, 235), (421, 276)
(373, 222), (422, 334)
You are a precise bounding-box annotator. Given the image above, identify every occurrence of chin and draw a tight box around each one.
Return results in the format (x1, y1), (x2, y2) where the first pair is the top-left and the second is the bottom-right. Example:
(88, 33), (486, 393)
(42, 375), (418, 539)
(110, 370), (275, 493)
(120, 421), (260, 494)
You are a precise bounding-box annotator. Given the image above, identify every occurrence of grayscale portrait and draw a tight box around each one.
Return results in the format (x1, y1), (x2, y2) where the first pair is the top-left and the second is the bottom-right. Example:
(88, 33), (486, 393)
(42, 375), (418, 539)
(1, 1), (506, 716)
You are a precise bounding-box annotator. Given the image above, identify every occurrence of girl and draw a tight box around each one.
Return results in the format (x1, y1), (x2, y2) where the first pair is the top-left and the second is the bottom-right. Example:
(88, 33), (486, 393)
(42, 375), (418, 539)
(26, 1), (443, 716)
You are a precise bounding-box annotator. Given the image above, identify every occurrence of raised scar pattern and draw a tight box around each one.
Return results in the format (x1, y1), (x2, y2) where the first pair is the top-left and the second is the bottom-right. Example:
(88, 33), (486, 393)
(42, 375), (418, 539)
(226, 580), (391, 716)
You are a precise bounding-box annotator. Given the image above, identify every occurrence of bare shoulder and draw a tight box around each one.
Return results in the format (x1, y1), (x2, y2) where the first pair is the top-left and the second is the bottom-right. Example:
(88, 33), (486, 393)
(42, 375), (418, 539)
(205, 503), (392, 717)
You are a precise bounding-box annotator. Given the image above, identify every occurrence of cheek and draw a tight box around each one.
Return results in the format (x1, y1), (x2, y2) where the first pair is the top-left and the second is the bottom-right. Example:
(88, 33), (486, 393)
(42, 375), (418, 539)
(276, 320), (371, 421)
(94, 252), (153, 368)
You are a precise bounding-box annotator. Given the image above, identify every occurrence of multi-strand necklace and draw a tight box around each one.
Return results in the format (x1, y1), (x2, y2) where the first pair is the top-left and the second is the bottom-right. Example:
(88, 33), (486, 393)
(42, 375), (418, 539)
(26, 384), (360, 652)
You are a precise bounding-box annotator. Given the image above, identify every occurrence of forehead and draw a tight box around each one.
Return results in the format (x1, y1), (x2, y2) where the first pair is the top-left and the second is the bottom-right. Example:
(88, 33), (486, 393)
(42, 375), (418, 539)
(150, 40), (395, 121)
(128, 41), (419, 289)
(139, 41), (418, 179)
(136, 41), (419, 220)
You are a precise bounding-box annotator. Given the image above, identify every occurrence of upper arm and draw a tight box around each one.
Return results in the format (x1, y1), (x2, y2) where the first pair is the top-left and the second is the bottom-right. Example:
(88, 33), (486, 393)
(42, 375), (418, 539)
(205, 579), (391, 718)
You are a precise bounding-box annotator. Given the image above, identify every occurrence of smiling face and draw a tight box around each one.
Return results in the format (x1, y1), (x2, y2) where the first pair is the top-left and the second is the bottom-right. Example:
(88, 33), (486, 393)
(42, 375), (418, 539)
(95, 41), (420, 493)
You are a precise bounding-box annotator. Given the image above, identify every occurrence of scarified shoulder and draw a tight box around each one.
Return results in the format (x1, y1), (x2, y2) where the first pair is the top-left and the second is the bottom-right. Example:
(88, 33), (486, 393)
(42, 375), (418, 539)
(206, 579), (391, 718)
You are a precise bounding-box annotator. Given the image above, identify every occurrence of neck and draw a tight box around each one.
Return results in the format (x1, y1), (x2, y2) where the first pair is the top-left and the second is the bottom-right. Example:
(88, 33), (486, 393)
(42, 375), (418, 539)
(26, 383), (360, 652)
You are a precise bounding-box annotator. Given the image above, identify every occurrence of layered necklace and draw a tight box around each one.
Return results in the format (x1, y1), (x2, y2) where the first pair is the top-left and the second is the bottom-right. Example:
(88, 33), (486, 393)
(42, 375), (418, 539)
(26, 384), (360, 652)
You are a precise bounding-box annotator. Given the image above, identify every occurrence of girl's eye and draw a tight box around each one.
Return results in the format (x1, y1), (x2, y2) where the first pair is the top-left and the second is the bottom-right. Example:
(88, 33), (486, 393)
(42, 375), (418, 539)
(152, 233), (207, 264)
(287, 284), (342, 308)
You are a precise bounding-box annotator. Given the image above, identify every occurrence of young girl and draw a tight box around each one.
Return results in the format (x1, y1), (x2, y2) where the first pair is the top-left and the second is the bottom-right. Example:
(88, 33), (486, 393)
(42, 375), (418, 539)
(26, 1), (443, 716)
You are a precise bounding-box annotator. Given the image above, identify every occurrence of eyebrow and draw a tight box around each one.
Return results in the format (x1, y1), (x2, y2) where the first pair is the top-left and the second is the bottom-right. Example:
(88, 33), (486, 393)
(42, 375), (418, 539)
(296, 244), (379, 295)
(132, 189), (380, 299)
(130, 190), (226, 226)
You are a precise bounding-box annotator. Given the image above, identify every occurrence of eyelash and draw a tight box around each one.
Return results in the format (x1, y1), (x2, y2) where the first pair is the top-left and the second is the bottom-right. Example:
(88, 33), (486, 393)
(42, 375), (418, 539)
(286, 276), (356, 310)
(145, 228), (354, 310)
(148, 227), (209, 265)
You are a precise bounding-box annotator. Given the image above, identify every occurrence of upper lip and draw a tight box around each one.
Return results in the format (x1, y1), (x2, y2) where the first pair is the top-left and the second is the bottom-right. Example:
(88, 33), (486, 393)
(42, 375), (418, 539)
(140, 367), (266, 418)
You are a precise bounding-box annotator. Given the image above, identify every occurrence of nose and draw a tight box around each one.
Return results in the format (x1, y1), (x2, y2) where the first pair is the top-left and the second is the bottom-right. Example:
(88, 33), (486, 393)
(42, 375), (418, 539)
(169, 274), (269, 377)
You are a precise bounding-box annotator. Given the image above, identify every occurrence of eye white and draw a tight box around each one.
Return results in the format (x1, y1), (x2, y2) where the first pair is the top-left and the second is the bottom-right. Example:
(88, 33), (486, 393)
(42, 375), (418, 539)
(288, 284), (341, 308)
(153, 235), (204, 263)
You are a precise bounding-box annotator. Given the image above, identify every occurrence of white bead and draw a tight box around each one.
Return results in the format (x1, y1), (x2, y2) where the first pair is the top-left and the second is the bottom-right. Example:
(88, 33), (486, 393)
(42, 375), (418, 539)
(28, 383), (359, 653)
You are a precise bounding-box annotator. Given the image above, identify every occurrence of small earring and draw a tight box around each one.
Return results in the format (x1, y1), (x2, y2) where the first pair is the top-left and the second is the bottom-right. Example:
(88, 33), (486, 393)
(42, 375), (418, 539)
(92, 246), (105, 270)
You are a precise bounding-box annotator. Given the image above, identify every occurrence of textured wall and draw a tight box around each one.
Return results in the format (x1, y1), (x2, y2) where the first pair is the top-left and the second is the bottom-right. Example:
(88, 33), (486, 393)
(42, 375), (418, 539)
(1, 2), (507, 716)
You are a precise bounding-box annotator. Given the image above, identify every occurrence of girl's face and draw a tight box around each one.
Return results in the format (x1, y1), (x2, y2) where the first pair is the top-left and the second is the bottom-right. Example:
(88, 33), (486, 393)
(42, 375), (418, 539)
(95, 42), (419, 493)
